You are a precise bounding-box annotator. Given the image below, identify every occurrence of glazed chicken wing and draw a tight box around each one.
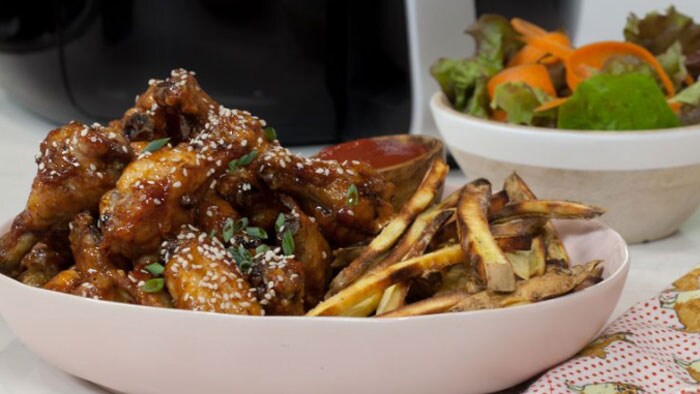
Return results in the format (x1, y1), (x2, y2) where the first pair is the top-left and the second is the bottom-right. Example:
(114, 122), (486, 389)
(278, 195), (331, 309)
(163, 225), (262, 315)
(0, 121), (132, 276)
(101, 104), (269, 259)
(17, 227), (72, 287)
(123, 69), (217, 143)
(247, 249), (305, 316)
(257, 145), (394, 247)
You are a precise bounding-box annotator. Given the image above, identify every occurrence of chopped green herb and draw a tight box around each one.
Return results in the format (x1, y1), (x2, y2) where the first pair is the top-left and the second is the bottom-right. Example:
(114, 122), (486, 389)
(230, 244), (253, 271)
(236, 218), (249, 232)
(143, 138), (170, 153)
(145, 263), (165, 276)
(275, 213), (286, 232)
(222, 218), (235, 243)
(245, 226), (268, 239)
(227, 150), (258, 173)
(238, 150), (258, 166)
(142, 278), (164, 293)
(228, 159), (239, 173)
(346, 184), (359, 207)
(209, 229), (217, 239)
(263, 127), (277, 142)
(255, 244), (271, 255)
(282, 230), (295, 256)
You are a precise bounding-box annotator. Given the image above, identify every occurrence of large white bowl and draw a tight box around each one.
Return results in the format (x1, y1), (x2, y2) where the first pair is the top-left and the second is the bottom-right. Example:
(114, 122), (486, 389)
(431, 92), (700, 244)
(0, 219), (628, 394)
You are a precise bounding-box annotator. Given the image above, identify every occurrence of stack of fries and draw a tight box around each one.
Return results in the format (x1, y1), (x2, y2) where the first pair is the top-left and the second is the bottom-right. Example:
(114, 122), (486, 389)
(308, 160), (606, 317)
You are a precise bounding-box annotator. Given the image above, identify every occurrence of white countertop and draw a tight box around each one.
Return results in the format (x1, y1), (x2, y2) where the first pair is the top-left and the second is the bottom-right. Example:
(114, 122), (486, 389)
(0, 91), (698, 393)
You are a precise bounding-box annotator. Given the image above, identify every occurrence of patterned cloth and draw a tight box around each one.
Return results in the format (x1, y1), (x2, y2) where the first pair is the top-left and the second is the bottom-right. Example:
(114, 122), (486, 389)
(524, 266), (700, 394)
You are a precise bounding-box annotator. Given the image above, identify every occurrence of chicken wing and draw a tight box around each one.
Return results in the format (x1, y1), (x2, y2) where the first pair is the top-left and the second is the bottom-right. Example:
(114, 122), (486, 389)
(216, 167), (284, 230)
(163, 225), (262, 315)
(278, 195), (331, 309)
(101, 104), (269, 259)
(248, 249), (305, 315)
(0, 121), (132, 277)
(17, 227), (72, 287)
(123, 69), (217, 143)
(257, 144), (394, 247)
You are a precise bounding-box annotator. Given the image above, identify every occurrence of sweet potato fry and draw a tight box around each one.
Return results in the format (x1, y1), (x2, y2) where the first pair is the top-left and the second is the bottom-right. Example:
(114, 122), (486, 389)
(376, 283), (410, 314)
(449, 260), (604, 312)
(490, 200), (605, 223)
(373, 208), (454, 314)
(307, 244), (465, 317)
(490, 218), (546, 238)
(457, 179), (516, 292)
(496, 235), (533, 252)
(327, 159), (449, 296)
(330, 246), (367, 269)
(503, 172), (570, 266)
(529, 236), (546, 277)
(377, 291), (469, 318)
(487, 190), (510, 217)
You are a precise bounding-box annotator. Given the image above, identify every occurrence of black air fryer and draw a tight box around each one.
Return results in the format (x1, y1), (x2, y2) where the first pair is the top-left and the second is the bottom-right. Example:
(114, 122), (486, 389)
(0, 0), (577, 145)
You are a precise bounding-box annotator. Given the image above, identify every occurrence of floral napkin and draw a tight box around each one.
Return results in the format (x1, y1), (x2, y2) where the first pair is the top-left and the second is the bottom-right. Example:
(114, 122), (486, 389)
(524, 266), (700, 394)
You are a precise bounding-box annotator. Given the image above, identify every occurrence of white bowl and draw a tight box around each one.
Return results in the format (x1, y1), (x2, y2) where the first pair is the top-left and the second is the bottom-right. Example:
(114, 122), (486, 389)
(0, 219), (628, 394)
(431, 91), (700, 244)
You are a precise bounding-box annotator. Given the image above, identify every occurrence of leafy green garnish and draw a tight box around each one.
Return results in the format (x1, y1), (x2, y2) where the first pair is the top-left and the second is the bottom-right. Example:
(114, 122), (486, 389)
(245, 226), (268, 240)
(143, 138), (170, 153)
(601, 55), (655, 78)
(255, 244), (270, 255)
(230, 244), (253, 271)
(557, 73), (680, 130)
(657, 41), (688, 90)
(431, 14), (522, 116)
(670, 80), (700, 106)
(263, 127), (277, 142)
(145, 263), (165, 276)
(490, 82), (556, 126)
(467, 14), (523, 66)
(228, 150), (258, 173)
(275, 213), (286, 232)
(142, 278), (164, 293)
(624, 6), (700, 57)
(222, 218), (235, 243)
(282, 230), (295, 256)
(345, 184), (359, 207)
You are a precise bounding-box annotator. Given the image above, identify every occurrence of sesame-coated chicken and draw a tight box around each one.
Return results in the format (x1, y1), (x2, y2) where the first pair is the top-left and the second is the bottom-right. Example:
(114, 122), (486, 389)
(0, 121), (132, 277)
(258, 144), (394, 247)
(100, 104), (269, 259)
(123, 69), (217, 143)
(163, 225), (262, 315)
(0, 69), (398, 318)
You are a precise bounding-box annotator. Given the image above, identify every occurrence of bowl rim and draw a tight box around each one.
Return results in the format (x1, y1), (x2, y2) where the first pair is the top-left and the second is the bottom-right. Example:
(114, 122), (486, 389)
(0, 219), (629, 324)
(430, 91), (700, 170)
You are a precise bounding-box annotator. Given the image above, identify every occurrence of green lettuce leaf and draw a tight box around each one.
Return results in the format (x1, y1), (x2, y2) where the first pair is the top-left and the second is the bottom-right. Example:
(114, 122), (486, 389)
(601, 55), (655, 77)
(671, 80), (700, 106)
(490, 82), (556, 126)
(431, 14), (523, 116)
(669, 79), (700, 125)
(466, 77), (490, 118)
(624, 6), (700, 56)
(431, 58), (494, 116)
(657, 41), (688, 90)
(467, 14), (523, 66)
(557, 73), (680, 130)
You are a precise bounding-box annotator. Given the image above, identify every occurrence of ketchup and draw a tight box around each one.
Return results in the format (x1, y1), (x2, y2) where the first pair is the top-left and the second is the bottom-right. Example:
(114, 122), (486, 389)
(316, 138), (428, 169)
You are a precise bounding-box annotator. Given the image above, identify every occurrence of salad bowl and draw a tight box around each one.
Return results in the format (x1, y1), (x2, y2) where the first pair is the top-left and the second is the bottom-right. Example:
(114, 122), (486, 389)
(431, 91), (700, 243)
